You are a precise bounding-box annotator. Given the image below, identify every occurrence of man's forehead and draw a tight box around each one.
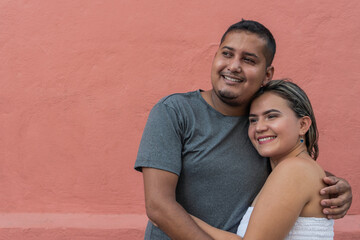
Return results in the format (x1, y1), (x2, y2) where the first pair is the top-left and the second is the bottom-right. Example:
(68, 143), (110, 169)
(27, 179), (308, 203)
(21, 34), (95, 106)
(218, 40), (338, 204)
(220, 31), (267, 55)
(222, 30), (266, 43)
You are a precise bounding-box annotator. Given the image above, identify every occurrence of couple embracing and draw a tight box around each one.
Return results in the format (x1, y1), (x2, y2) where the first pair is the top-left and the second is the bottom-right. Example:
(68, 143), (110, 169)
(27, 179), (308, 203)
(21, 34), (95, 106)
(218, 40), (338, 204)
(135, 20), (352, 239)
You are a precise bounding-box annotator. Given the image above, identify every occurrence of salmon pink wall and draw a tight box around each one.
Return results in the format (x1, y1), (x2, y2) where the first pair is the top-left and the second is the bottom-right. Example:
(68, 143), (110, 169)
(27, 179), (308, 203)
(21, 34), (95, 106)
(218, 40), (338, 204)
(0, 0), (359, 239)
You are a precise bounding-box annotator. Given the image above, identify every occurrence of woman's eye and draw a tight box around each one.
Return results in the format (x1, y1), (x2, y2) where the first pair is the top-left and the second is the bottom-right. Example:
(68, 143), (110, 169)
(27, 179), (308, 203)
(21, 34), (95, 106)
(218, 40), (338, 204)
(249, 118), (257, 124)
(267, 114), (277, 119)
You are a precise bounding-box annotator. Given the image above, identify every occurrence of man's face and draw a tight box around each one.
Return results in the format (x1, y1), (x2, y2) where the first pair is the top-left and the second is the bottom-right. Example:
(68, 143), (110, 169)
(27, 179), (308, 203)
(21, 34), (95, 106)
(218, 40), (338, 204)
(211, 31), (274, 107)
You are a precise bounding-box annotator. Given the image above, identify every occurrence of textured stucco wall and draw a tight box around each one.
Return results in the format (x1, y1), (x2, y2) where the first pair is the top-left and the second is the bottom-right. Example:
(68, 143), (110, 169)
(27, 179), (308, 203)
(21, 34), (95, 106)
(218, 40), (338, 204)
(0, 0), (359, 238)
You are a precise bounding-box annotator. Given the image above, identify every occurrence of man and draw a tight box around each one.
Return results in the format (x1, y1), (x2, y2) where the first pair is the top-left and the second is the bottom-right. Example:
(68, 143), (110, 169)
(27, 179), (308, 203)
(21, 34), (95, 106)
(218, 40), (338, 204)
(135, 20), (352, 240)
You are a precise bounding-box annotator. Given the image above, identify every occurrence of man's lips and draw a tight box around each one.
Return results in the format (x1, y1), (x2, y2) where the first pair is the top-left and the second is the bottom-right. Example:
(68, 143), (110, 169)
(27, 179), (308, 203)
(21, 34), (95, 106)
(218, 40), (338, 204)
(221, 73), (245, 83)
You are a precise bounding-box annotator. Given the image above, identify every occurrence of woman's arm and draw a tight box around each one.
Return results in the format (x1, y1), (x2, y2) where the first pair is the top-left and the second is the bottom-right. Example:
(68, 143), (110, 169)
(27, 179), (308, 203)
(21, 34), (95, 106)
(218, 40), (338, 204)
(242, 159), (316, 240)
(191, 159), (316, 240)
(191, 159), (321, 240)
(191, 215), (242, 240)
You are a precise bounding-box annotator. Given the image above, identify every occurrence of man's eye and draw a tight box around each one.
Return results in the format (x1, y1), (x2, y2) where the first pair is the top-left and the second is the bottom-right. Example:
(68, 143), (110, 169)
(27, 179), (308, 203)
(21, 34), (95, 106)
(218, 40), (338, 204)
(244, 58), (255, 64)
(222, 51), (232, 57)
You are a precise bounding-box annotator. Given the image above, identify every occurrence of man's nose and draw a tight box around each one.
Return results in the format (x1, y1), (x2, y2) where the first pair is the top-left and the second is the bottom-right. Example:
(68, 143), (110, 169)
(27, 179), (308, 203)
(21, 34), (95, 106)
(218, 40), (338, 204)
(227, 59), (242, 72)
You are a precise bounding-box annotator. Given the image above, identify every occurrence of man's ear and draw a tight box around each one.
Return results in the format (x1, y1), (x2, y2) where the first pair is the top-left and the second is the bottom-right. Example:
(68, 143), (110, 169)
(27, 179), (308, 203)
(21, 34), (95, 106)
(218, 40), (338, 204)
(262, 66), (274, 86)
(299, 116), (312, 135)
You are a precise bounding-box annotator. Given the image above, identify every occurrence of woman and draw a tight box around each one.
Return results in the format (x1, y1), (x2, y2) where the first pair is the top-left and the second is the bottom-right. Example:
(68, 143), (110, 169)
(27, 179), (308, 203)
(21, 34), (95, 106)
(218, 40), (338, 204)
(192, 80), (334, 239)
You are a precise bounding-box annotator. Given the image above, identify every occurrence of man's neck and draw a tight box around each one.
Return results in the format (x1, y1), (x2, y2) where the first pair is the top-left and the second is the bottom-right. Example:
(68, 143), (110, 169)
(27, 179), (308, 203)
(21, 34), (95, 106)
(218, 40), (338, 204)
(200, 90), (249, 116)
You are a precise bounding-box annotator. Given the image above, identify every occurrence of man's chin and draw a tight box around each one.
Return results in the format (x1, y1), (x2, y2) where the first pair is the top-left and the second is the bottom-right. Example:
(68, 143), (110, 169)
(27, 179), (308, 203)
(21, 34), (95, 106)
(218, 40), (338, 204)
(218, 90), (238, 99)
(217, 91), (242, 106)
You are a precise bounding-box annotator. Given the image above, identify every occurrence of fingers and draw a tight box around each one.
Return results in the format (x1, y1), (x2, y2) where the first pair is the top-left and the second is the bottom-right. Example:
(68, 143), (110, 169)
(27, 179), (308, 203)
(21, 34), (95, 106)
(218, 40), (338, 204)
(320, 183), (353, 219)
(321, 193), (352, 207)
(320, 185), (342, 196)
(320, 177), (350, 195)
(321, 186), (352, 206)
(322, 176), (339, 186)
(320, 176), (353, 219)
(322, 204), (350, 219)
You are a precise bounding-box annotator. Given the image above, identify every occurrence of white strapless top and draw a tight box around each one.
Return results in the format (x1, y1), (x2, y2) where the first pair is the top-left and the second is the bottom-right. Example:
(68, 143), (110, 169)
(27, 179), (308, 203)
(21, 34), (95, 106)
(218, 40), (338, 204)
(237, 207), (334, 239)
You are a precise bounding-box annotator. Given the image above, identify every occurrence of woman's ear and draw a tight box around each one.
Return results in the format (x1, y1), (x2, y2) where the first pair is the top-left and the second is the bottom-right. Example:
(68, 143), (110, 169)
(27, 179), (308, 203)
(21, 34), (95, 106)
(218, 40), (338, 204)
(299, 116), (312, 135)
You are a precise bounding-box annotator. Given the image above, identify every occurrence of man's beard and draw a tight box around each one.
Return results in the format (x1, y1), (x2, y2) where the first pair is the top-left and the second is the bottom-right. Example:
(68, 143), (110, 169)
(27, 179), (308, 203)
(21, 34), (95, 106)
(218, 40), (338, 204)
(216, 89), (241, 106)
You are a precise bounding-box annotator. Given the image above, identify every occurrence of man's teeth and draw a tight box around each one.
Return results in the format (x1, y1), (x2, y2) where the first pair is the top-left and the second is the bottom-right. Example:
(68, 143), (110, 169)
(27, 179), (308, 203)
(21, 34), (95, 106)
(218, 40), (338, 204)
(223, 76), (243, 82)
(258, 137), (276, 142)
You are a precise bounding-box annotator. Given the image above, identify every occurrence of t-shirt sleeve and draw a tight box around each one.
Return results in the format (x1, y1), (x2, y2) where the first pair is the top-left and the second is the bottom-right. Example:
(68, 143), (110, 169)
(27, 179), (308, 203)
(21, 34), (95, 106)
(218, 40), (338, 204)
(134, 101), (183, 176)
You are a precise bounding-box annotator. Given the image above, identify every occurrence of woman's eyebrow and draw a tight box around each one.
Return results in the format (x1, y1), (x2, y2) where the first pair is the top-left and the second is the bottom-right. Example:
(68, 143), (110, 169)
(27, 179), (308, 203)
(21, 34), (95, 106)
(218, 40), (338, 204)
(263, 109), (281, 115)
(249, 109), (281, 117)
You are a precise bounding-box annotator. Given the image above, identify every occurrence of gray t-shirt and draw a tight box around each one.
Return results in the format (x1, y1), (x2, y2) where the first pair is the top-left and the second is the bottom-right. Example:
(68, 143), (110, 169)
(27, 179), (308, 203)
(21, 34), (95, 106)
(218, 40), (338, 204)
(135, 90), (270, 239)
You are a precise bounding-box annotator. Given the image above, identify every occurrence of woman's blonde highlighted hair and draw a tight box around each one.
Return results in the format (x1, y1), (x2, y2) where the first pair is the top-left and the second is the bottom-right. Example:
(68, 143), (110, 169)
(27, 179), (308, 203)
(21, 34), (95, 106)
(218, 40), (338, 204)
(252, 79), (319, 160)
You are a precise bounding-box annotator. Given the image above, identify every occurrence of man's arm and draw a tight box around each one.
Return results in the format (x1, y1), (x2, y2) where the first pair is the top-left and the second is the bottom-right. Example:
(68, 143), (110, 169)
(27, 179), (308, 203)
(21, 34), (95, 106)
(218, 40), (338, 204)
(320, 174), (352, 219)
(143, 167), (213, 240)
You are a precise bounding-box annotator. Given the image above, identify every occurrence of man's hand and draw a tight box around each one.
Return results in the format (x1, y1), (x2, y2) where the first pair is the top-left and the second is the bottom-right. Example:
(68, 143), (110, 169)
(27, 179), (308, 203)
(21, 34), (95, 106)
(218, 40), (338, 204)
(320, 176), (352, 219)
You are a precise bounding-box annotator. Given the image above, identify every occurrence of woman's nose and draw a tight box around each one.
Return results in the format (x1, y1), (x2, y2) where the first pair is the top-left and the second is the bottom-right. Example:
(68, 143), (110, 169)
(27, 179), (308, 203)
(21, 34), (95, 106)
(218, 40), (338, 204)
(255, 120), (267, 132)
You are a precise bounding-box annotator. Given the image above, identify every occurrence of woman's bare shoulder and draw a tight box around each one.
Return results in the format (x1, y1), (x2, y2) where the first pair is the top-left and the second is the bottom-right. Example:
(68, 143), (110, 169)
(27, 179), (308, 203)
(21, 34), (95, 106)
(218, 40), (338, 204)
(269, 157), (325, 187)
(275, 157), (323, 175)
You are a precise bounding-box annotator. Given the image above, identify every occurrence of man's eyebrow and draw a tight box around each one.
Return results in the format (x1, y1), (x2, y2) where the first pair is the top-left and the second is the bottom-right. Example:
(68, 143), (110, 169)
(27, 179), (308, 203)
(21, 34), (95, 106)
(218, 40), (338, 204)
(221, 46), (234, 51)
(243, 52), (259, 58)
(221, 47), (259, 59)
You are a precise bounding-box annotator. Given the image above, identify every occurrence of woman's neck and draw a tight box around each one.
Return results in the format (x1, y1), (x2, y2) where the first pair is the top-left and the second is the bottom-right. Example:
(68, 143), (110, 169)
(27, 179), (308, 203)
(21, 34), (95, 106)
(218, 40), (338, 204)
(270, 146), (309, 170)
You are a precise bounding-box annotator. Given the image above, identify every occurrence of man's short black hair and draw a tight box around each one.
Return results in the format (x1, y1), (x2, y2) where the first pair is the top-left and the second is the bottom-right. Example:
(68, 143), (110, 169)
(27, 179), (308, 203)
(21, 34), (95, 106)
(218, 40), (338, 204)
(220, 19), (276, 66)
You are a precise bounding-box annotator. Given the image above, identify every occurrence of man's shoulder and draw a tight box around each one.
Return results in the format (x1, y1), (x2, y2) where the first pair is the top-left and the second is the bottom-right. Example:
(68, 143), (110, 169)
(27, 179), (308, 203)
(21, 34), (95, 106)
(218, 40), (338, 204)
(156, 90), (203, 111)
(159, 90), (199, 104)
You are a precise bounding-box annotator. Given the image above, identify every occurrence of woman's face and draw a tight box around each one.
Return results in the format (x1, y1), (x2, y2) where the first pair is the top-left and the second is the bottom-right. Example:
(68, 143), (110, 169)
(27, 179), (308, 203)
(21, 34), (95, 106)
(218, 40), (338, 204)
(248, 92), (303, 162)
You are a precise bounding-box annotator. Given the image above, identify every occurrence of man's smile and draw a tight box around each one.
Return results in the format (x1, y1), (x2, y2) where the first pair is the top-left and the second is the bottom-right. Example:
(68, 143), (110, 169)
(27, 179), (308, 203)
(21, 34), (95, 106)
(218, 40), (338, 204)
(221, 73), (245, 83)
